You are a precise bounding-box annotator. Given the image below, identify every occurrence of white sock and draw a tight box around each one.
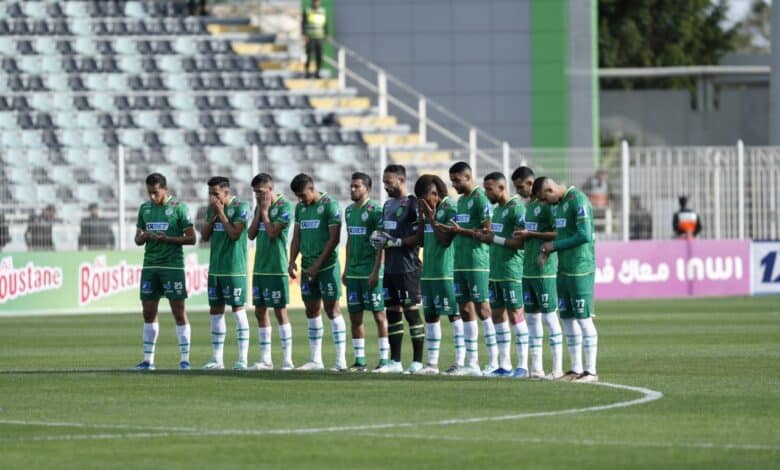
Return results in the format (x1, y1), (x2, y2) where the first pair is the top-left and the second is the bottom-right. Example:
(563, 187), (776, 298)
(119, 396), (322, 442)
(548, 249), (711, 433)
(482, 318), (498, 369)
(210, 314), (226, 364)
(562, 318), (583, 374)
(425, 322), (442, 367)
(378, 336), (389, 361)
(353, 337), (366, 362)
(513, 320), (529, 371)
(279, 322), (292, 365)
(175, 323), (190, 363)
(143, 322), (159, 363)
(331, 315), (347, 367)
(544, 311), (564, 375)
(451, 318), (465, 366)
(527, 313), (544, 373)
(258, 326), (272, 364)
(234, 309), (250, 364)
(578, 317), (598, 375)
(463, 320), (479, 368)
(307, 316), (324, 364)
(495, 320), (512, 370)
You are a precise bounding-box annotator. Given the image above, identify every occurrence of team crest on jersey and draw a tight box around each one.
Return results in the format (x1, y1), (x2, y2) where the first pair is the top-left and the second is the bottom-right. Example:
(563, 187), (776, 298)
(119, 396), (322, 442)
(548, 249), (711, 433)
(271, 207), (278, 217)
(361, 211), (369, 221)
(436, 209), (443, 218)
(165, 208), (173, 216)
(395, 207), (404, 218)
(227, 207), (234, 217)
(534, 206), (541, 215)
(317, 205), (324, 214)
(467, 199), (474, 209)
(563, 203), (568, 211)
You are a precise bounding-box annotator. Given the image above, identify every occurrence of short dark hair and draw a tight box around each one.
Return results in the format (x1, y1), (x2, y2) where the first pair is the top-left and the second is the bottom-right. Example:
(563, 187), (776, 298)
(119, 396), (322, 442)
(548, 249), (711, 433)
(414, 174), (447, 199)
(511, 166), (534, 182)
(483, 172), (505, 183)
(207, 176), (230, 188)
(678, 195), (688, 208)
(145, 172), (167, 188)
(383, 164), (406, 178)
(88, 202), (98, 211)
(290, 173), (314, 193)
(251, 173), (273, 187)
(351, 172), (372, 189)
(531, 176), (548, 197)
(449, 161), (471, 175)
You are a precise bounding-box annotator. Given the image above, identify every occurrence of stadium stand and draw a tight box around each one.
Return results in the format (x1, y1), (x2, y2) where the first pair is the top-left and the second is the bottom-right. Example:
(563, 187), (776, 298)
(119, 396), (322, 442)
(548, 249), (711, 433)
(0, 0), (440, 236)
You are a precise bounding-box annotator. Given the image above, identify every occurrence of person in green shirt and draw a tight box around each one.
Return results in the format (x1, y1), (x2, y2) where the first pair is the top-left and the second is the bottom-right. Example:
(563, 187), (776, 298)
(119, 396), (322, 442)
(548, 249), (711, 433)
(511, 167), (564, 380)
(474, 172), (529, 378)
(537, 176), (599, 383)
(288, 173), (347, 371)
(440, 161), (495, 376)
(411, 174), (465, 376)
(247, 173), (294, 371)
(342, 172), (387, 372)
(200, 177), (251, 371)
(133, 173), (196, 371)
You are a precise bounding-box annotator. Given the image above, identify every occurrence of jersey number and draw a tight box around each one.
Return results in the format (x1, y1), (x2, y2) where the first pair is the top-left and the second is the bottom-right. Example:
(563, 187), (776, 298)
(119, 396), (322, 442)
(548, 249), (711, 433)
(233, 288), (243, 298)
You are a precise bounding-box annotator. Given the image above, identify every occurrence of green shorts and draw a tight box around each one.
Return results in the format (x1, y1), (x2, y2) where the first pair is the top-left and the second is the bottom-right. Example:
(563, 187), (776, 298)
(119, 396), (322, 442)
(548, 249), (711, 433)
(489, 280), (524, 310)
(523, 277), (558, 313)
(140, 268), (188, 301)
(557, 273), (594, 319)
(453, 270), (490, 304)
(208, 275), (247, 307)
(252, 274), (289, 308)
(301, 264), (341, 302)
(421, 279), (458, 317)
(345, 277), (385, 314)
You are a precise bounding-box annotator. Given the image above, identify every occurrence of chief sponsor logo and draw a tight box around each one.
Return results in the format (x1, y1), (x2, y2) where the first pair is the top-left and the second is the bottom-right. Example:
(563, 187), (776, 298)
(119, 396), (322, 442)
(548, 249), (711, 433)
(491, 223), (504, 232)
(525, 222), (538, 231)
(0, 257), (63, 304)
(424, 224), (434, 233)
(348, 226), (367, 236)
(555, 218), (566, 228)
(300, 220), (321, 229)
(258, 222), (266, 231)
(214, 222), (224, 232)
(146, 222), (169, 231)
(454, 214), (470, 223)
(383, 220), (398, 230)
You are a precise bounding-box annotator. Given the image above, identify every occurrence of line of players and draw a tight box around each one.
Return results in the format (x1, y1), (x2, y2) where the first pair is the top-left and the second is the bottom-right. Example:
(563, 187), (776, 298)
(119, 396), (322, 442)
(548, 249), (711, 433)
(133, 162), (598, 382)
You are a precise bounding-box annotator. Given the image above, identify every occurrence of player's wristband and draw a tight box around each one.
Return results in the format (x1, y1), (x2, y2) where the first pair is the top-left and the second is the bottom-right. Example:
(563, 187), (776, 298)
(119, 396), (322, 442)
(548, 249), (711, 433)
(493, 236), (506, 246)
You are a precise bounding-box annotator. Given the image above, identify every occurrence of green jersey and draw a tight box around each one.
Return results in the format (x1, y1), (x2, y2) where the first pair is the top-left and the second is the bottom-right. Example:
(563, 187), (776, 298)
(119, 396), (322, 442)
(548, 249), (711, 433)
(453, 186), (491, 271)
(136, 195), (193, 269)
(345, 198), (382, 278)
(206, 196), (250, 276)
(551, 187), (595, 275)
(421, 196), (457, 280)
(294, 192), (341, 271)
(522, 198), (558, 278)
(253, 194), (292, 276)
(489, 196), (524, 281)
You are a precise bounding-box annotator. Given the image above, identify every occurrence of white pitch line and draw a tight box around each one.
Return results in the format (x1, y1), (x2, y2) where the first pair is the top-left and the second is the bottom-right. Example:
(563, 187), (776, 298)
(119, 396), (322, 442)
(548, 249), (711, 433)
(0, 381), (662, 440)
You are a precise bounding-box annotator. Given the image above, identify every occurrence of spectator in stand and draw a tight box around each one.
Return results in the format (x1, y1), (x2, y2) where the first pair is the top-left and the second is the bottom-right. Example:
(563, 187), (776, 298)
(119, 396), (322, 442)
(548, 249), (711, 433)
(78, 203), (115, 250)
(25, 205), (57, 251)
(582, 169), (612, 209)
(195, 205), (210, 247)
(302, 0), (328, 78)
(629, 196), (653, 240)
(0, 212), (10, 250)
(673, 195), (702, 239)
(189, 0), (207, 16)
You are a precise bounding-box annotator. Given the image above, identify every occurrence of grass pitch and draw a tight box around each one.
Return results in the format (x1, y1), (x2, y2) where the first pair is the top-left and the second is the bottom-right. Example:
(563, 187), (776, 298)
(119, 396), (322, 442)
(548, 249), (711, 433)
(0, 296), (778, 469)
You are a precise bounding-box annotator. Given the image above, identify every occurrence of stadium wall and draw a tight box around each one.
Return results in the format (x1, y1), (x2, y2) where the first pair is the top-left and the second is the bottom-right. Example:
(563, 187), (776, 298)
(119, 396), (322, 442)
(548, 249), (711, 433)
(2, 240), (778, 315)
(330, 0), (597, 150)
